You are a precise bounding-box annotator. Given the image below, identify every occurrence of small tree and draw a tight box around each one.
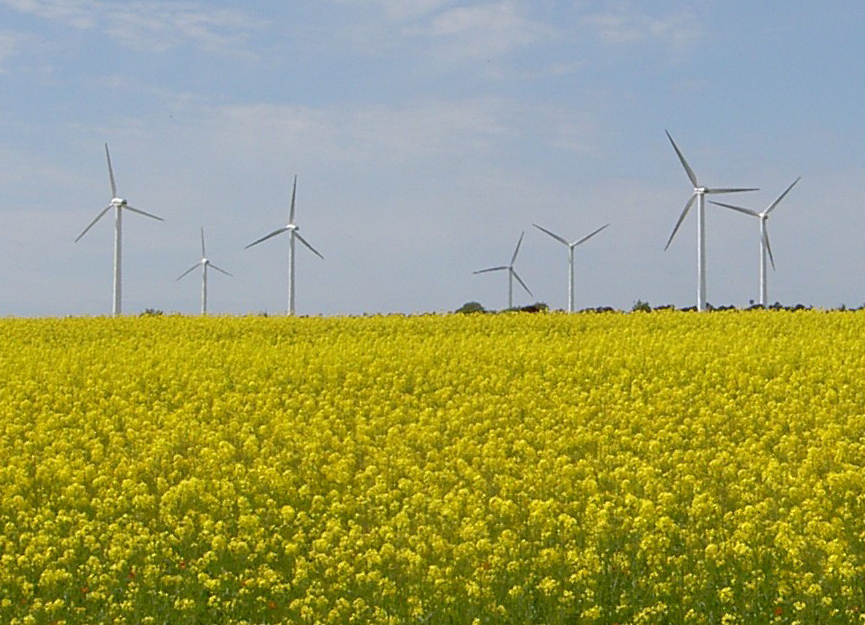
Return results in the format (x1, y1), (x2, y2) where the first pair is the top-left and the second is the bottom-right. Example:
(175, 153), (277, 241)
(456, 301), (486, 314)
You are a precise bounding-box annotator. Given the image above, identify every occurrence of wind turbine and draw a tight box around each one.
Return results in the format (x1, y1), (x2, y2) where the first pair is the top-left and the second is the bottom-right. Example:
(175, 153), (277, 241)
(245, 175), (323, 316)
(474, 232), (533, 309)
(710, 177), (800, 307)
(533, 222), (609, 313)
(664, 131), (757, 311)
(75, 143), (164, 316)
(177, 227), (232, 315)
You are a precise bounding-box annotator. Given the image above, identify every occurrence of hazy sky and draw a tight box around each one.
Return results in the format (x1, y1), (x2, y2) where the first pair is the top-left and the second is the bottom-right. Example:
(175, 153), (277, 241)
(1, 1), (864, 316)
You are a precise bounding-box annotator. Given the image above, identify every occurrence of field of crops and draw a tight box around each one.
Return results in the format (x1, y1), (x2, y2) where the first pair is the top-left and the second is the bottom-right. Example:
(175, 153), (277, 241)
(2, 311), (865, 624)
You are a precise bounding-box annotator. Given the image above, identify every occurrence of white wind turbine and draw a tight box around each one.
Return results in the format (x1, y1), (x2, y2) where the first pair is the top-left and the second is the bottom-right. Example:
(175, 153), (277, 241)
(664, 131), (758, 311)
(75, 143), (164, 316)
(474, 232), (533, 309)
(533, 222), (609, 313)
(245, 175), (323, 316)
(177, 227), (232, 315)
(710, 177), (800, 307)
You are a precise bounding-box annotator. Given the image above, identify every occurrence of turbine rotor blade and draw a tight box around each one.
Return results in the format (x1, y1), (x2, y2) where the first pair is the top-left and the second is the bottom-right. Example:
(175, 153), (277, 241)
(665, 130), (699, 188)
(664, 193), (697, 251)
(764, 228), (776, 271)
(289, 175), (298, 224)
(511, 268), (533, 297)
(709, 200), (760, 217)
(705, 187), (759, 194)
(176, 263), (201, 281)
(294, 232), (324, 259)
(245, 227), (289, 249)
(533, 223), (569, 246)
(210, 264), (233, 277)
(764, 176), (801, 216)
(124, 205), (165, 221)
(474, 266), (508, 275)
(105, 143), (117, 199)
(74, 205), (113, 242)
(200, 227), (206, 257)
(573, 223), (610, 247)
(510, 231), (525, 266)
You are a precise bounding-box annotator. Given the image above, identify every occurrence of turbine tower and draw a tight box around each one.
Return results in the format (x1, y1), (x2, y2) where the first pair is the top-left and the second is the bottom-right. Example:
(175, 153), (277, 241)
(710, 177), (800, 307)
(177, 227), (232, 315)
(75, 143), (164, 316)
(474, 231), (533, 309)
(245, 175), (323, 316)
(533, 222), (609, 313)
(664, 130), (757, 311)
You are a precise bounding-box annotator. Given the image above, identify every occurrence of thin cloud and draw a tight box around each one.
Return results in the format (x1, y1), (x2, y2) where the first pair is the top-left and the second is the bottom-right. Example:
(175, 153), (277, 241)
(580, 6), (703, 50)
(330, 0), (457, 22)
(0, 0), (262, 54)
(405, 2), (551, 59)
(0, 31), (29, 71)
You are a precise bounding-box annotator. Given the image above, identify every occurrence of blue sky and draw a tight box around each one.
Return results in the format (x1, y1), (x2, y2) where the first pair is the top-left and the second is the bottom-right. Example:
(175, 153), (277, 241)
(1, 1), (864, 315)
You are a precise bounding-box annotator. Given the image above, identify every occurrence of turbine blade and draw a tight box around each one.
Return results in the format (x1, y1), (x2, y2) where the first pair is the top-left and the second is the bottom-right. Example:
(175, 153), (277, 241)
(511, 268), (533, 297)
(665, 130), (699, 188)
(573, 223), (610, 247)
(124, 205), (165, 221)
(510, 231), (525, 266)
(176, 263), (201, 281)
(289, 175), (298, 223)
(245, 227), (289, 249)
(294, 232), (324, 259)
(200, 227), (206, 257)
(105, 143), (117, 199)
(210, 264), (233, 277)
(664, 193), (697, 251)
(74, 205), (112, 242)
(764, 176), (801, 216)
(764, 228), (776, 271)
(705, 187), (759, 194)
(474, 266), (508, 275)
(709, 200), (760, 217)
(533, 223), (569, 246)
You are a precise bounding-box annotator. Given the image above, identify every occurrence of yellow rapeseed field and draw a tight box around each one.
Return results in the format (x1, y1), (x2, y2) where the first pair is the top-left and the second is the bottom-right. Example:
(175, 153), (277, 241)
(2, 311), (865, 624)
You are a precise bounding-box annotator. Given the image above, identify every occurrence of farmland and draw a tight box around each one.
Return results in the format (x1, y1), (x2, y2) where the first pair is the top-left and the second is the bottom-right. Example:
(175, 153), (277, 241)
(1, 312), (865, 624)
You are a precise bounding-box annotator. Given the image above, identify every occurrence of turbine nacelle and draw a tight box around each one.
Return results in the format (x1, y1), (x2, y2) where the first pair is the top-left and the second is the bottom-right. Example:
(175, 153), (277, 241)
(112, 197), (128, 207)
(694, 187), (707, 195)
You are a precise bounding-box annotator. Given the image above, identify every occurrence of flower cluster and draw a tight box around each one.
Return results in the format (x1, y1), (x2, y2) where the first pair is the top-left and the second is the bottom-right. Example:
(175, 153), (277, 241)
(1, 311), (865, 623)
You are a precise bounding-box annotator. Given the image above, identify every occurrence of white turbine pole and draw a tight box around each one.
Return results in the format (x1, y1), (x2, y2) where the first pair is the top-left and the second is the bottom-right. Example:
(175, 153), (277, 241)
(114, 204), (122, 316)
(288, 230), (296, 316)
(759, 217), (768, 305)
(202, 262), (208, 315)
(567, 246), (574, 313)
(697, 191), (706, 311)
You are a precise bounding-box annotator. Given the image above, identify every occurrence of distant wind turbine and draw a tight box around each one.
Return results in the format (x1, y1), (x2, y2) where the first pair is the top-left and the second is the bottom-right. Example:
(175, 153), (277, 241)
(474, 232), (533, 309)
(177, 227), (232, 315)
(664, 130), (758, 311)
(245, 175), (323, 316)
(710, 177), (801, 307)
(533, 222), (609, 313)
(75, 143), (164, 316)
